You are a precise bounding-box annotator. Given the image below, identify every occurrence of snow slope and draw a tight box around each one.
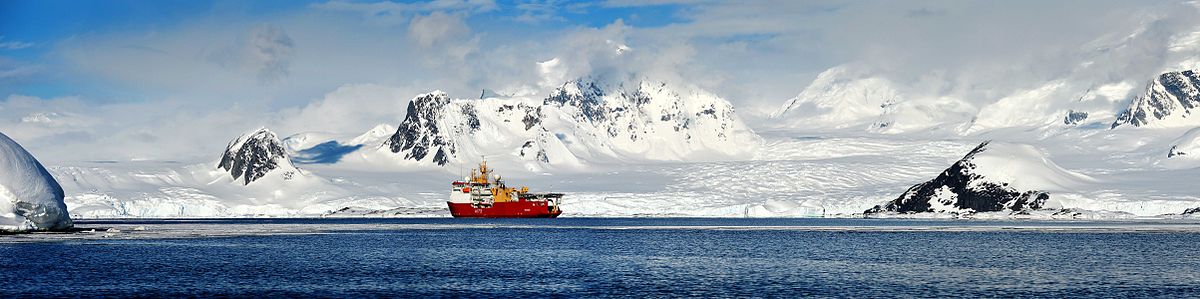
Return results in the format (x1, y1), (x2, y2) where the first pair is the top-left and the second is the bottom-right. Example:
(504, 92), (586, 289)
(770, 65), (946, 133)
(1165, 127), (1200, 168)
(54, 127), (419, 218)
(42, 128), (1200, 219)
(0, 132), (72, 231)
(866, 141), (1095, 215)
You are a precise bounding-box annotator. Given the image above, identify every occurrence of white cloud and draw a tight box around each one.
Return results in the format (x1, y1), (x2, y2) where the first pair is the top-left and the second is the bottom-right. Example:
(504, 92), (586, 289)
(536, 20), (634, 84)
(512, 0), (569, 24)
(312, 0), (497, 25)
(247, 25), (295, 83)
(275, 83), (418, 135)
(0, 64), (39, 79)
(0, 36), (34, 50)
(408, 11), (472, 48)
(0, 94), (272, 162)
(602, 0), (712, 8)
(537, 57), (566, 89)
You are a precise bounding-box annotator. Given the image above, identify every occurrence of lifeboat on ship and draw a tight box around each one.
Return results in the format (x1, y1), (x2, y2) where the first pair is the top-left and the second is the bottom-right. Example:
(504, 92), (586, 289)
(447, 160), (562, 218)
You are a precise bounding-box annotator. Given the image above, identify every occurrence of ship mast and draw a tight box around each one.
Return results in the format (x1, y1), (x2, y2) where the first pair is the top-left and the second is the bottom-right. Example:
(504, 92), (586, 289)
(472, 156), (491, 185)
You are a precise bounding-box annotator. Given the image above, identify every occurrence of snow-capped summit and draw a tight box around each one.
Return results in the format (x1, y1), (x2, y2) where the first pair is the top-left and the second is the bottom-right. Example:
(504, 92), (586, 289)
(0, 131), (72, 231)
(771, 66), (904, 130)
(866, 141), (1094, 215)
(350, 123), (395, 146)
(543, 77), (758, 160)
(378, 78), (759, 169)
(217, 127), (299, 185)
(1113, 70), (1200, 128)
(769, 65), (980, 134)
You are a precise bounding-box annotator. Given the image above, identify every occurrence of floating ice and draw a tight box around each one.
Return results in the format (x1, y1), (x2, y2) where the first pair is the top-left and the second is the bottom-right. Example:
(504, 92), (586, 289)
(0, 132), (72, 231)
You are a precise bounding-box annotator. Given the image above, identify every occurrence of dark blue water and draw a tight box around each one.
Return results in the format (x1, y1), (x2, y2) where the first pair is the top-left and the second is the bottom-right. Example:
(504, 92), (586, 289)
(3, 218), (1200, 297)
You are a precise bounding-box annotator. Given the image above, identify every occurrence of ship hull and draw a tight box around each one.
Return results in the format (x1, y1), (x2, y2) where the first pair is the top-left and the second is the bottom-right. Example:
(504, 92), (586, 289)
(447, 201), (562, 218)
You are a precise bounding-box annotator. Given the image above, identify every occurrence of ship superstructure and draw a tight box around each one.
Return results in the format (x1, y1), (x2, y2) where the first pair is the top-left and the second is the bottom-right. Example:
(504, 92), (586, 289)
(447, 160), (562, 218)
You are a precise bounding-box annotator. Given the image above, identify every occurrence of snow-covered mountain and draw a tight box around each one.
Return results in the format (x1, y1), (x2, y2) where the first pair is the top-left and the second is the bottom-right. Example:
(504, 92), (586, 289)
(0, 131), (72, 231)
(1112, 70), (1200, 128)
(350, 123), (395, 146)
(217, 128), (299, 185)
(383, 91), (486, 166)
(769, 17), (1200, 136)
(866, 141), (1094, 215)
(768, 65), (1141, 135)
(374, 78), (759, 170)
(770, 65), (912, 132)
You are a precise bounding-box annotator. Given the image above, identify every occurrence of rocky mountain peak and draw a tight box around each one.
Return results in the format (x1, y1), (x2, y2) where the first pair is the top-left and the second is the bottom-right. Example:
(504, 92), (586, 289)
(383, 91), (463, 166)
(1112, 70), (1200, 128)
(378, 77), (757, 168)
(866, 141), (1092, 215)
(217, 127), (296, 185)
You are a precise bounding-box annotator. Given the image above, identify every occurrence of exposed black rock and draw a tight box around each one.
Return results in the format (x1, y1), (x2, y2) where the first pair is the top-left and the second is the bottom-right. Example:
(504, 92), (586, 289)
(865, 141), (1050, 214)
(1064, 110), (1088, 125)
(1113, 70), (1200, 128)
(544, 79), (609, 122)
(518, 140), (550, 163)
(217, 128), (293, 185)
(522, 107), (541, 131)
(384, 92), (459, 166)
(1169, 145), (1186, 158)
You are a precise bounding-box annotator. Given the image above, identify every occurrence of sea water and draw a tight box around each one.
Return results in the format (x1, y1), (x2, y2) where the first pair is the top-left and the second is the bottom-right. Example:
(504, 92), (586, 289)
(3, 218), (1200, 297)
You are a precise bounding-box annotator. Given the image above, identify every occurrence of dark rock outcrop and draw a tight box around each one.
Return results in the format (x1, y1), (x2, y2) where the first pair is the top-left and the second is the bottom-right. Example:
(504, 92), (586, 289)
(866, 141), (1051, 215)
(218, 128), (294, 185)
(1169, 145), (1186, 158)
(384, 92), (460, 166)
(1064, 110), (1088, 125)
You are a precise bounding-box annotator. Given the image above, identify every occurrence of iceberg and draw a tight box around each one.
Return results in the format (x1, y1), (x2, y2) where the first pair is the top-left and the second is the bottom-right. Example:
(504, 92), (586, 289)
(0, 132), (73, 231)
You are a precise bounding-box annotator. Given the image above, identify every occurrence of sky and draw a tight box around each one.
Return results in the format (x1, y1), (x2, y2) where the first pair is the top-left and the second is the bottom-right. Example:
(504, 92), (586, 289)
(1, 0), (1198, 161)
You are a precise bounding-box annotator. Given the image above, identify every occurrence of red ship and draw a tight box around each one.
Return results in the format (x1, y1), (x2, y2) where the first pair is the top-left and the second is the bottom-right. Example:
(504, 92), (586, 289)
(447, 160), (562, 218)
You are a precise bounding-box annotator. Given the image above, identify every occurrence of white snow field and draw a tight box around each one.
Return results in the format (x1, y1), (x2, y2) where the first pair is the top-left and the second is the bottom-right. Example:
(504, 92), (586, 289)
(46, 124), (1200, 219)
(0, 132), (72, 231)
